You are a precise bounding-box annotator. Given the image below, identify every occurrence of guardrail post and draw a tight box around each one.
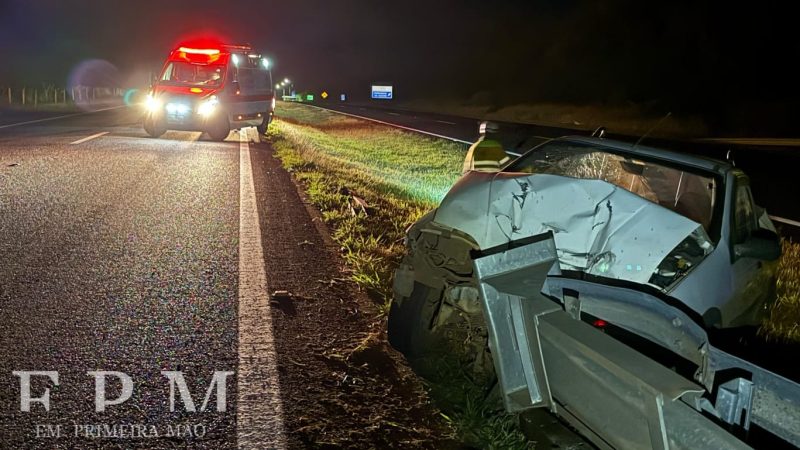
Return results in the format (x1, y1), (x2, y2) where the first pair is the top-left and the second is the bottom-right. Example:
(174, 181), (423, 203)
(22, 87), (25, 105)
(7, 87), (10, 105)
(34, 89), (38, 107)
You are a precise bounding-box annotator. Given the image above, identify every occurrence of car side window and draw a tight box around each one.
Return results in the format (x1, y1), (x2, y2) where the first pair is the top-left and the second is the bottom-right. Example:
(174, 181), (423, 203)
(733, 182), (757, 244)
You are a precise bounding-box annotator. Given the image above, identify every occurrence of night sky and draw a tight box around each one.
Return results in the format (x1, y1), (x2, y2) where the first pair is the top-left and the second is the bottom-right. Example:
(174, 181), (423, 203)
(1, 0), (798, 133)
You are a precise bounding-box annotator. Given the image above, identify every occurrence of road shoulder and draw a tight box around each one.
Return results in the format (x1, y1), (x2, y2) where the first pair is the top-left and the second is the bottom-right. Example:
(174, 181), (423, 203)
(248, 139), (458, 449)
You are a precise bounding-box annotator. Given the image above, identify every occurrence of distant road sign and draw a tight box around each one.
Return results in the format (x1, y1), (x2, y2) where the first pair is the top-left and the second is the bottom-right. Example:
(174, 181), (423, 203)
(306, 94), (314, 101)
(321, 91), (328, 99)
(371, 84), (393, 100)
(340, 94), (346, 101)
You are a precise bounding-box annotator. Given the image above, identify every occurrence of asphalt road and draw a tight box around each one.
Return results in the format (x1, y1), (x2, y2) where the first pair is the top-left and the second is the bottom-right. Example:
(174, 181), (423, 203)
(0, 107), (274, 448)
(0, 106), (457, 449)
(317, 102), (800, 235)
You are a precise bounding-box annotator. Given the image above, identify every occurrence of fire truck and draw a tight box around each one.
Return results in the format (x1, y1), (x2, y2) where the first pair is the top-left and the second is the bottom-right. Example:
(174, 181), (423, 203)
(143, 43), (275, 141)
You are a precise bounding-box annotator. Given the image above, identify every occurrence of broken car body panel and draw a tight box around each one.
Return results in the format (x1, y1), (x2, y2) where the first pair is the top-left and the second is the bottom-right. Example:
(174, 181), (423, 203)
(435, 171), (711, 286)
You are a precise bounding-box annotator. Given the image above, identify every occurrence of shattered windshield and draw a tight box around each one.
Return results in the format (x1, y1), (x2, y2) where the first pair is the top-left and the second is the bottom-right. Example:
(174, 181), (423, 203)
(506, 141), (719, 232)
(160, 62), (225, 86)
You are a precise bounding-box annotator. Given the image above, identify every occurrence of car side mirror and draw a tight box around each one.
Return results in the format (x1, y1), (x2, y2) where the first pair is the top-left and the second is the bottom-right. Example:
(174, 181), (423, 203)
(734, 228), (781, 261)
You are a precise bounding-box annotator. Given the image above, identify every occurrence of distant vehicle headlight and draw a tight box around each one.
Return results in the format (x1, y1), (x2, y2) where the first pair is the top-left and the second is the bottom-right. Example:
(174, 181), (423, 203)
(145, 94), (162, 112)
(198, 96), (219, 117)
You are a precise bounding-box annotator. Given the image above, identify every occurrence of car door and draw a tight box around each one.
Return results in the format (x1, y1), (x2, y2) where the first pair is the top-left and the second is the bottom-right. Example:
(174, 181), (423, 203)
(727, 175), (771, 326)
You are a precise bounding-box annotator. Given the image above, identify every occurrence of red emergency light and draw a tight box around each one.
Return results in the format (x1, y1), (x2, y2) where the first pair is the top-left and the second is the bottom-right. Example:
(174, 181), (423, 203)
(168, 41), (253, 65)
(178, 47), (221, 55)
(171, 47), (225, 64)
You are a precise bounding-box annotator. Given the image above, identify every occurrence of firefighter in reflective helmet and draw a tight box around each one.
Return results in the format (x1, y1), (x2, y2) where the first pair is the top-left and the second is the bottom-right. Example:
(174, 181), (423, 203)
(462, 121), (509, 174)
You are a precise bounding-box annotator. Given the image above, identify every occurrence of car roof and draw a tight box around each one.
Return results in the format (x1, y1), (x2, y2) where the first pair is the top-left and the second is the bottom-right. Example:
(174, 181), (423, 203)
(552, 136), (734, 176)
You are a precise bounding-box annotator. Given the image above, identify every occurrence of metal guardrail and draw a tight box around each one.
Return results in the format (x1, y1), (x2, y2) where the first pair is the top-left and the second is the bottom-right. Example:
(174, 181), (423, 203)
(770, 215), (800, 228)
(472, 233), (800, 449)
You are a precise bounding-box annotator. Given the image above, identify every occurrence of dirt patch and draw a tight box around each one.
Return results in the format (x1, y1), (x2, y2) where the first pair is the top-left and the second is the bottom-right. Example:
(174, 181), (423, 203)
(249, 142), (459, 449)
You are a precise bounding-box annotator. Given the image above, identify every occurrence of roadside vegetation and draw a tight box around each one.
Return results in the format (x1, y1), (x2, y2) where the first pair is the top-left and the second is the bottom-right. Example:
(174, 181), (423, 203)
(268, 101), (800, 448)
(270, 103), (464, 311)
(760, 239), (800, 342)
(269, 102), (532, 448)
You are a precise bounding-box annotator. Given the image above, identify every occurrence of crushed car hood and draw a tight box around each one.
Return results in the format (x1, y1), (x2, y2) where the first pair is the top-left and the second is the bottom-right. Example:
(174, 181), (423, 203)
(434, 171), (712, 286)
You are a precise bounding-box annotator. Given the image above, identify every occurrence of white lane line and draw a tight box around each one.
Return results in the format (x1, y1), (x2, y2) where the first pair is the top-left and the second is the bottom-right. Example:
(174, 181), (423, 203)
(435, 120), (457, 125)
(0, 105), (126, 130)
(770, 215), (800, 228)
(237, 130), (286, 449)
(387, 112), (401, 116)
(70, 131), (109, 145)
(306, 104), (475, 146)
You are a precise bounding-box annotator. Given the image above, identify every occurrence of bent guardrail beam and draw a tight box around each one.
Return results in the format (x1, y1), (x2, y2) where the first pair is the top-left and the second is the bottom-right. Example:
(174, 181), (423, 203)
(472, 232), (799, 449)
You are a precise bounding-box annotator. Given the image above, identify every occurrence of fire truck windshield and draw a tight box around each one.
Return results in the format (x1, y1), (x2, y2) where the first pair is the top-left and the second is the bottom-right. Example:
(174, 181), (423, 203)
(160, 62), (225, 87)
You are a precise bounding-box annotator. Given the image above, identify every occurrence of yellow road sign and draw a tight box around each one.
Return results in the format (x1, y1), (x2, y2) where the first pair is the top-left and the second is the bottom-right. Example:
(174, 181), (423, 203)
(321, 91), (328, 99)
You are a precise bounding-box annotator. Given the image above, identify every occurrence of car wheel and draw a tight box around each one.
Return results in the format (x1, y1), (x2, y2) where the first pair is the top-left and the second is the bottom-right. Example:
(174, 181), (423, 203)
(143, 116), (166, 138)
(389, 280), (497, 384)
(256, 112), (270, 135)
(387, 282), (444, 360)
(207, 115), (230, 141)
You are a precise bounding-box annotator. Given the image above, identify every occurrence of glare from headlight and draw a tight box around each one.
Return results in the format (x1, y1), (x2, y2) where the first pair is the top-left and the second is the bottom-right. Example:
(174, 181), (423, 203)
(145, 94), (161, 112)
(198, 96), (219, 117)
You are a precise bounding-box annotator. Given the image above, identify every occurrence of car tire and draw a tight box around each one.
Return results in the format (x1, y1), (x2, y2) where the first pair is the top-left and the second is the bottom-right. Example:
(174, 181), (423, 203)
(389, 280), (498, 386)
(207, 115), (230, 141)
(256, 112), (271, 135)
(387, 282), (443, 360)
(143, 116), (166, 138)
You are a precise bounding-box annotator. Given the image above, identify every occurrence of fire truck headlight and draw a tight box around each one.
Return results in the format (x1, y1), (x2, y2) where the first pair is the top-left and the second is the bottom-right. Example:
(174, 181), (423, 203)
(198, 96), (219, 117)
(145, 94), (162, 112)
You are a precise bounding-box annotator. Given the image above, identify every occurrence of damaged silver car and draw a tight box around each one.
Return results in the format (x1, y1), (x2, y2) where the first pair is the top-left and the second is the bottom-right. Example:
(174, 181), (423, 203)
(388, 135), (781, 365)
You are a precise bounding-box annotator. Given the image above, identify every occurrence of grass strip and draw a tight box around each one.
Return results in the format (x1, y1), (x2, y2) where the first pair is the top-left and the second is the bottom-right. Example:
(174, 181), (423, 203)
(269, 102), (532, 448)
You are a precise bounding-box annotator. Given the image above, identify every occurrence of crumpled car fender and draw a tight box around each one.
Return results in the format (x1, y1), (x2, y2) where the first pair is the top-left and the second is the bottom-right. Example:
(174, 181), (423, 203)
(434, 171), (713, 287)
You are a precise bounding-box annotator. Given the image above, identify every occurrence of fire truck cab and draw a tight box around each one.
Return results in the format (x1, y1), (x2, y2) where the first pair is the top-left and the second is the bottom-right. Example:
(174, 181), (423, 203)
(143, 43), (275, 141)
